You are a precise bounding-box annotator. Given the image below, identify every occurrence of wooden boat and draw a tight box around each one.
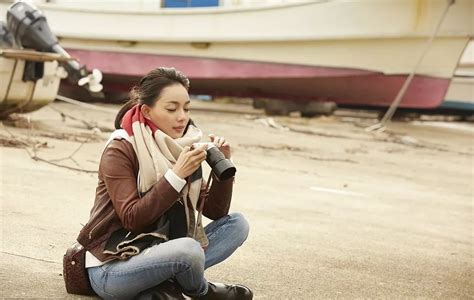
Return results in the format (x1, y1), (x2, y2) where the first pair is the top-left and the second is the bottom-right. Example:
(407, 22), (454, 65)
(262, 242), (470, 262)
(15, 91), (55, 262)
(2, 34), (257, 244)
(0, 49), (66, 118)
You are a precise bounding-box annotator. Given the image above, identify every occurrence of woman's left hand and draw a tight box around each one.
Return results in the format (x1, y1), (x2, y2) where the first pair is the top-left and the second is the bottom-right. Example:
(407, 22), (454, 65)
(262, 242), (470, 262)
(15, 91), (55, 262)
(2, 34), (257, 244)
(209, 134), (231, 159)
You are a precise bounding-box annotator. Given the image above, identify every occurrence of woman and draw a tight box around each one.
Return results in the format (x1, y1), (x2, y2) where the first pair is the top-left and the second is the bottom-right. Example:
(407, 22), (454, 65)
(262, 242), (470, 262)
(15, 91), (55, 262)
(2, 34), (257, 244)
(77, 67), (252, 299)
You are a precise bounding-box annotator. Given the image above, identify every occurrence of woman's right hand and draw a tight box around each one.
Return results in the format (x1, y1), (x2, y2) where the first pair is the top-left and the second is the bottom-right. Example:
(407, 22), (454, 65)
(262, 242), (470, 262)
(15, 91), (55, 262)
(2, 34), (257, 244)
(172, 144), (207, 179)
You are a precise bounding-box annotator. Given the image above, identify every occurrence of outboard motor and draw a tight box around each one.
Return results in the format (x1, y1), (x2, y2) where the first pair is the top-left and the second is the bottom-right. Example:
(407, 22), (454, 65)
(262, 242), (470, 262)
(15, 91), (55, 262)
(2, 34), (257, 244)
(0, 21), (15, 48)
(6, 1), (103, 92)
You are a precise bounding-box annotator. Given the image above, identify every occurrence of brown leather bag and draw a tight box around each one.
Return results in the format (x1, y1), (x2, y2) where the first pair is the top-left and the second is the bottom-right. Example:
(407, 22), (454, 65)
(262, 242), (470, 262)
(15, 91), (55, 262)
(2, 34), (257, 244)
(63, 242), (96, 296)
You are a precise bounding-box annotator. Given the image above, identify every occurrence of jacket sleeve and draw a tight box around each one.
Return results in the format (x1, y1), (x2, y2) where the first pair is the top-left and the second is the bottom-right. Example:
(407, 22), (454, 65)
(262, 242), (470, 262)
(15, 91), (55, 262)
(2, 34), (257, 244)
(201, 173), (234, 220)
(100, 140), (180, 234)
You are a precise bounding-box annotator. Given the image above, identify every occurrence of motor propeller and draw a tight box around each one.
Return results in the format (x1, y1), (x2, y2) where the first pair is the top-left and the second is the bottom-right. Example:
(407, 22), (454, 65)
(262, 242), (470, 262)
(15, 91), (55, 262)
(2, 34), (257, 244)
(78, 68), (103, 93)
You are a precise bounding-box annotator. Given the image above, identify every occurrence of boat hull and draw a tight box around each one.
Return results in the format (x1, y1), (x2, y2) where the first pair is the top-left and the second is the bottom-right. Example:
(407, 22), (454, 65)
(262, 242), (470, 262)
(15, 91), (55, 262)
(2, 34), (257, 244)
(442, 76), (474, 111)
(0, 57), (62, 117)
(62, 48), (450, 108)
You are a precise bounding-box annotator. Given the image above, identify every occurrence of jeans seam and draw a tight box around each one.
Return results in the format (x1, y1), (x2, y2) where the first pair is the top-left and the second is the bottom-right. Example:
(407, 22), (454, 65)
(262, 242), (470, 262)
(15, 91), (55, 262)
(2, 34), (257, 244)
(102, 266), (118, 299)
(106, 260), (191, 277)
(88, 269), (101, 292)
(178, 262), (208, 297)
(89, 267), (116, 299)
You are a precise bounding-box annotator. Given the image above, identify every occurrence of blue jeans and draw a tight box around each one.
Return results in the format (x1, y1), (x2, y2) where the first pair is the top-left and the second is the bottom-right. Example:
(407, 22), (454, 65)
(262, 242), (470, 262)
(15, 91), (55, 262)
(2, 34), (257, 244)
(88, 212), (249, 299)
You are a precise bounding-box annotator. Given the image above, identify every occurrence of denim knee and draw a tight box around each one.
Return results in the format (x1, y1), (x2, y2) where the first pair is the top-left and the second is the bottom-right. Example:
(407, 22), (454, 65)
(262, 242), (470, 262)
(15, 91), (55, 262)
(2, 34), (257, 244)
(229, 212), (250, 244)
(174, 237), (205, 269)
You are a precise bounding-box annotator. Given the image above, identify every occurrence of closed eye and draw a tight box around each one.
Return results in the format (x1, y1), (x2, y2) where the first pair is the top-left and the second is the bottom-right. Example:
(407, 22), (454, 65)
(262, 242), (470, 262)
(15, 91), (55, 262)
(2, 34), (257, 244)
(166, 107), (190, 113)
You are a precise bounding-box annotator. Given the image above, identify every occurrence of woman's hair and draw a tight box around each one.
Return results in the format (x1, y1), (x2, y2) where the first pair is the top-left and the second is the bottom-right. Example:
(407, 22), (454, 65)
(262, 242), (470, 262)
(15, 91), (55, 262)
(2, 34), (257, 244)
(114, 67), (191, 129)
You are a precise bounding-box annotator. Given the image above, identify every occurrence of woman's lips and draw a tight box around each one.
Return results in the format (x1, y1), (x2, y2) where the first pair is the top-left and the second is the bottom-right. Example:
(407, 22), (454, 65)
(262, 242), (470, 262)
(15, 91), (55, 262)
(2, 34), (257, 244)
(173, 126), (185, 132)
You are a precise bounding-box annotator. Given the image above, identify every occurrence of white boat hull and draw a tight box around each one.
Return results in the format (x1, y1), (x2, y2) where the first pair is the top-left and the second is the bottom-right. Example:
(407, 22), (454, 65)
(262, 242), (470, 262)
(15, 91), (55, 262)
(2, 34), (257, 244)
(0, 57), (62, 117)
(1, 0), (472, 108)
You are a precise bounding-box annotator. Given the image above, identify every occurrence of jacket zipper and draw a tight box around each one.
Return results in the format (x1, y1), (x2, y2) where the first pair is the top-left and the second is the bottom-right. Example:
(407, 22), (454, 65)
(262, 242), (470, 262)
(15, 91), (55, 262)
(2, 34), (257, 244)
(89, 209), (115, 239)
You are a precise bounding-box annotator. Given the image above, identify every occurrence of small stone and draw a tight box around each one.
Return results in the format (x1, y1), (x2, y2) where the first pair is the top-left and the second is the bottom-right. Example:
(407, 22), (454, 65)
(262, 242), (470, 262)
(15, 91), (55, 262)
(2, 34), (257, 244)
(92, 127), (102, 134)
(400, 136), (418, 145)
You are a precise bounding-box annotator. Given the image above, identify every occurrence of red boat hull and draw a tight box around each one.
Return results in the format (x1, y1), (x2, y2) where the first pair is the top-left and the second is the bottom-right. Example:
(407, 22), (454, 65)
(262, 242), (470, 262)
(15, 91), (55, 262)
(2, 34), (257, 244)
(65, 48), (450, 109)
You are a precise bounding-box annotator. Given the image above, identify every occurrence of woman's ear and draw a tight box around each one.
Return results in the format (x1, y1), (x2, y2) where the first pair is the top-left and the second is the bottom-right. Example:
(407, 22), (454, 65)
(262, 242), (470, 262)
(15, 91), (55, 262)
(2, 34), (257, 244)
(140, 104), (151, 120)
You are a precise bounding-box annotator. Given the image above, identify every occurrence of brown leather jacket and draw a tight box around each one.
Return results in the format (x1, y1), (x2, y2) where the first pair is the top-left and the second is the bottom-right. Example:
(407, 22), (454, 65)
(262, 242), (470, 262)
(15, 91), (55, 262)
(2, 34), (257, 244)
(76, 137), (234, 262)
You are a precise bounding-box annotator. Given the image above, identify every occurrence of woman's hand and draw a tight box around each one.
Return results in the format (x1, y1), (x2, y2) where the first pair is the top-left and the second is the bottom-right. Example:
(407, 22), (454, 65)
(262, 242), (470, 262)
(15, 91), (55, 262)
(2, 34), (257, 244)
(209, 134), (231, 159)
(172, 145), (207, 179)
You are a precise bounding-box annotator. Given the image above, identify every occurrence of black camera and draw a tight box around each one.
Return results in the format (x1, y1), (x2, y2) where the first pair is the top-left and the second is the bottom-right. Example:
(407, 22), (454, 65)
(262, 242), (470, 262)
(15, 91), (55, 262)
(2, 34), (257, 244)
(193, 143), (236, 181)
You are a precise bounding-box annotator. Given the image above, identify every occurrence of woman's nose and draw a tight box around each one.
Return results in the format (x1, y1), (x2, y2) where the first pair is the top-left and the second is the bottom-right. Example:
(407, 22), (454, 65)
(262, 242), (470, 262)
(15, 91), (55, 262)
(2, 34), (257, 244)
(177, 109), (186, 121)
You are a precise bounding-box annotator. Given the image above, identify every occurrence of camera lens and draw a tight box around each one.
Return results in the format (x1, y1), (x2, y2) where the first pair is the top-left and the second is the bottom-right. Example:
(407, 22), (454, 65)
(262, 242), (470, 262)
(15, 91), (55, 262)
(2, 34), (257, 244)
(206, 147), (236, 181)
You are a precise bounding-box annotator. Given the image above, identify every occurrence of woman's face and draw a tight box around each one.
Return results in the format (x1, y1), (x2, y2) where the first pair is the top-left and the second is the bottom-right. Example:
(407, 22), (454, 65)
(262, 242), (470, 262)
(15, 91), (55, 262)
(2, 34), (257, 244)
(141, 83), (191, 139)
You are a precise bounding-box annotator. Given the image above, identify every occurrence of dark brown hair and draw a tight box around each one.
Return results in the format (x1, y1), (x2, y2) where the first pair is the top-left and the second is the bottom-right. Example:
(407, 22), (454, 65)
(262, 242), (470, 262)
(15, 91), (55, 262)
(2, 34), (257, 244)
(114, 67), (191, 129)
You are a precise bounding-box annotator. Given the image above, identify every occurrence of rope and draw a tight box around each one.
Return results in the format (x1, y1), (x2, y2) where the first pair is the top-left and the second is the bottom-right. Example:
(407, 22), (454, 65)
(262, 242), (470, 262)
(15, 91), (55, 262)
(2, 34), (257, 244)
(55, 95), (117, 114)
(366, 0), (456, 133)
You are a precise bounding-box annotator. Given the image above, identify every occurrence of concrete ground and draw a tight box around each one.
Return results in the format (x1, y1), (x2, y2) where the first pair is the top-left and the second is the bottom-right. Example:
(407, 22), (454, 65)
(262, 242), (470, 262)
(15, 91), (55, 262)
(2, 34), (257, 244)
(0, 100), (472, 299)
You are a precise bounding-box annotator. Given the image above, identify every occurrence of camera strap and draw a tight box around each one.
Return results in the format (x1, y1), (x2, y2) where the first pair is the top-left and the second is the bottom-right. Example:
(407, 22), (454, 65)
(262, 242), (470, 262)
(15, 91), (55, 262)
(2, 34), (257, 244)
(198, 171), (213, 212)
(193, 171), (213, 242)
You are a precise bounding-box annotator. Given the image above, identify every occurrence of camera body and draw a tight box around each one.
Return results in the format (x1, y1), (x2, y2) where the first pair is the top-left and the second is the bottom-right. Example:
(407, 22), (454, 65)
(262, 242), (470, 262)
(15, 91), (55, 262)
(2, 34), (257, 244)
(193, 143), (236, 181)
